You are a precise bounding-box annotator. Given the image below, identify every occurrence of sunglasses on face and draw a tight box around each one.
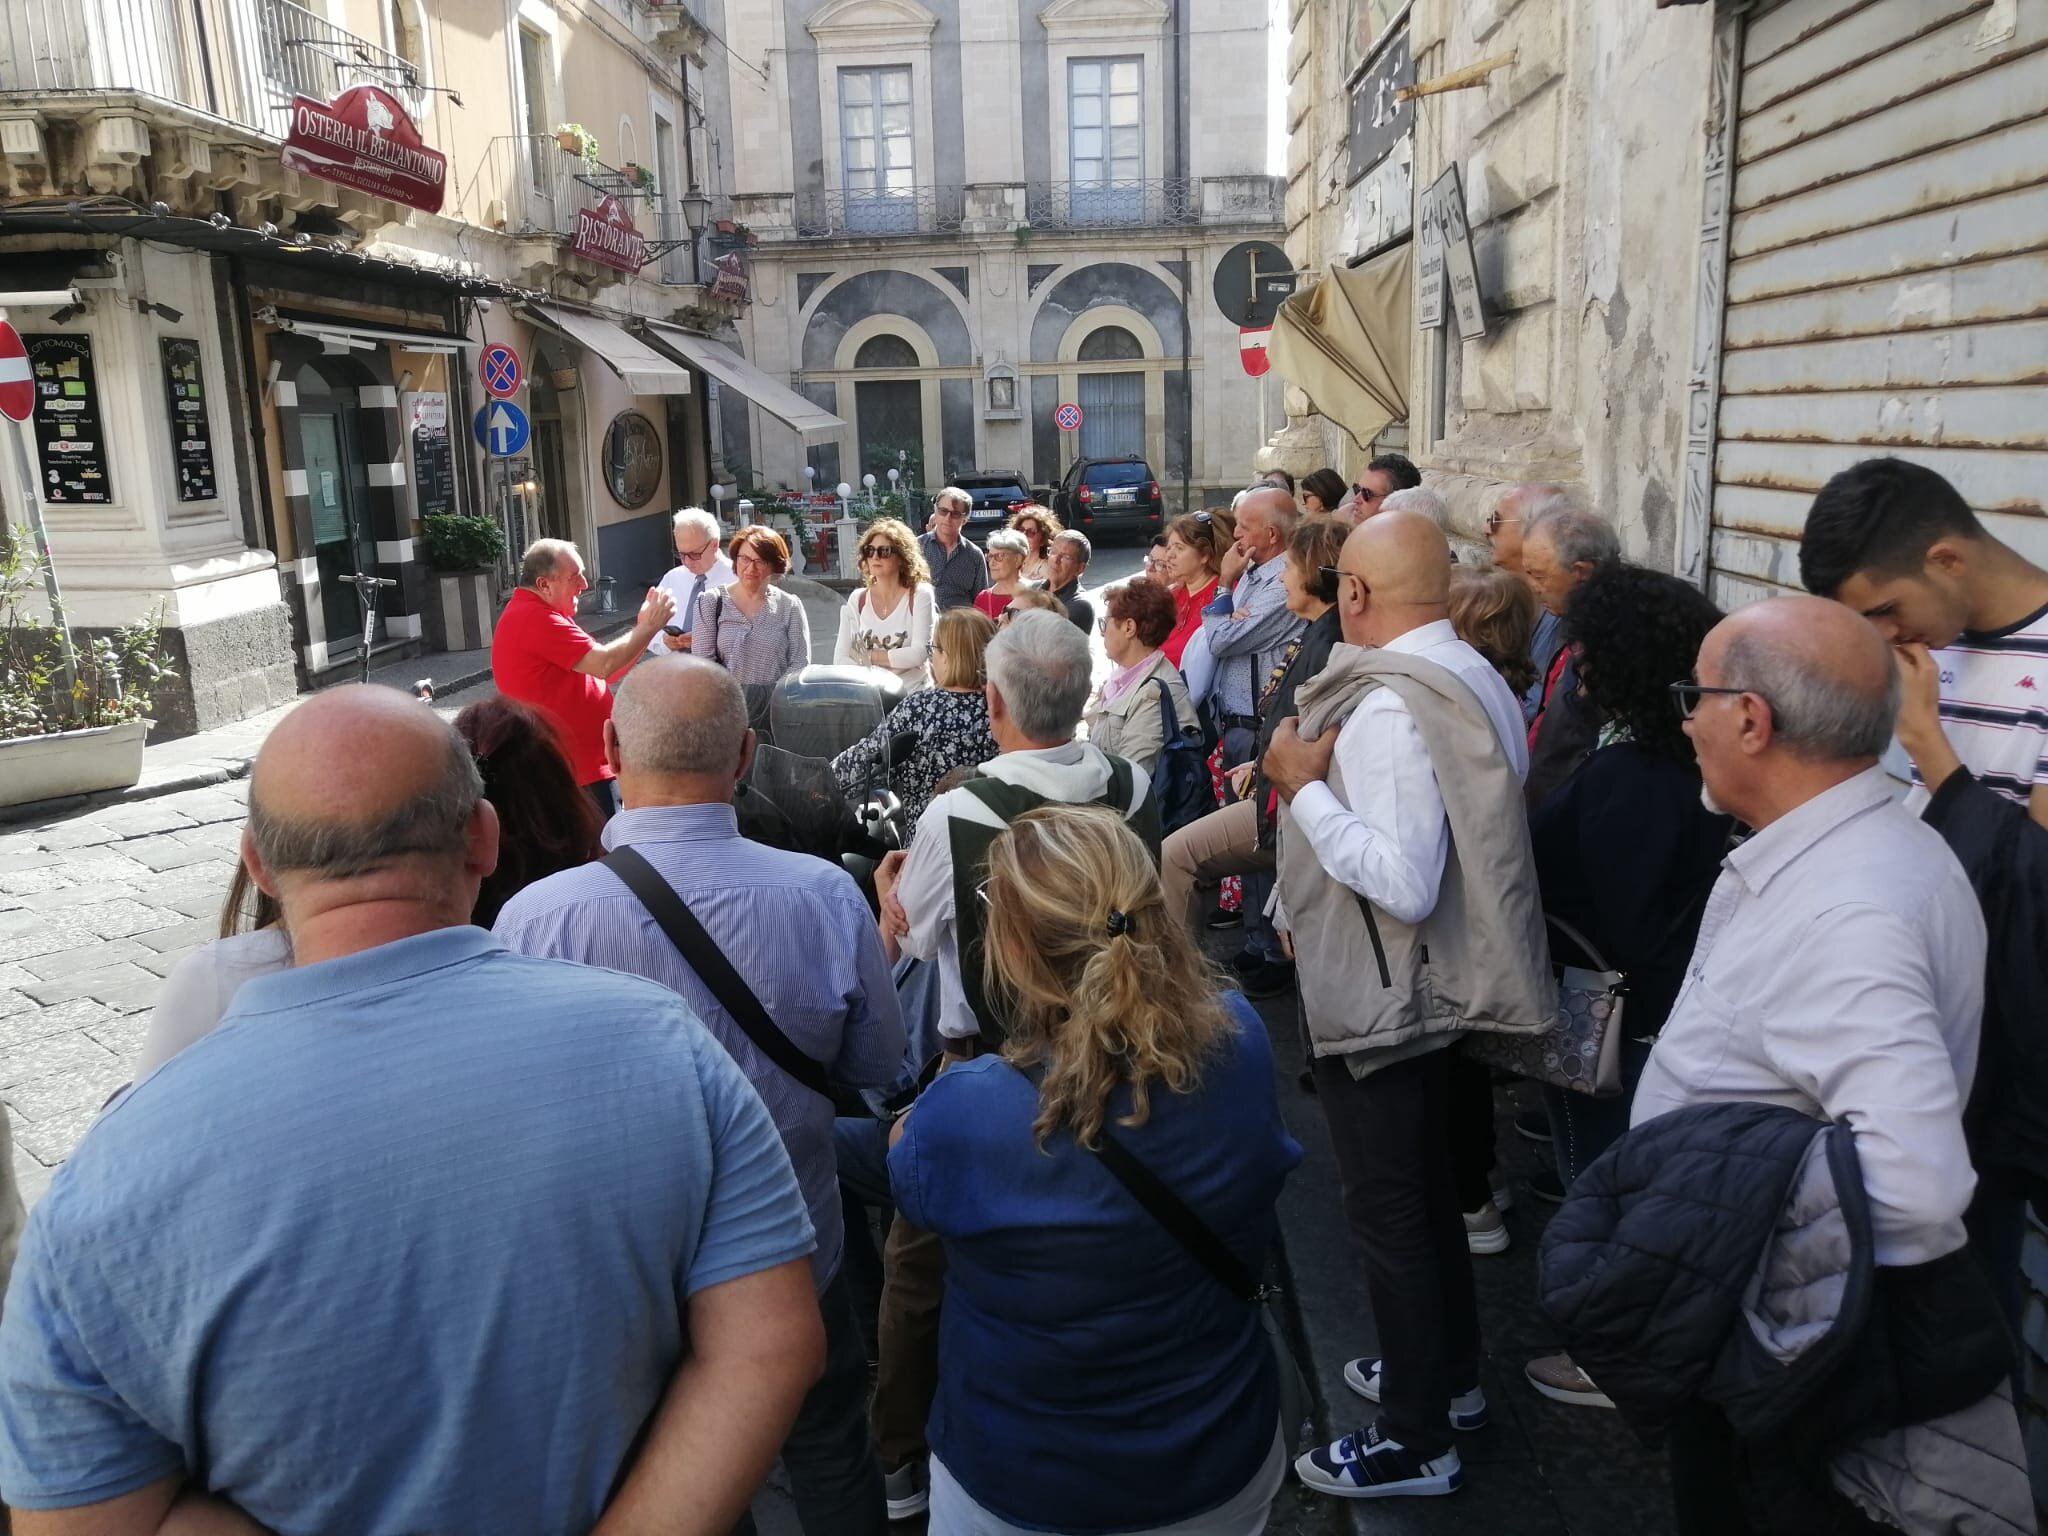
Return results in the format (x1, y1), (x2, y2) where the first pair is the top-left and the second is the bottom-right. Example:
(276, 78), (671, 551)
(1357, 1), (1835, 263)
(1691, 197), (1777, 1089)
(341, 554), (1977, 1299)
(1356, 486), (1382, 504)
(1484, 512), (1522, 536)
(860, 545), (897, 560)
(1669, 681), (1752, 719)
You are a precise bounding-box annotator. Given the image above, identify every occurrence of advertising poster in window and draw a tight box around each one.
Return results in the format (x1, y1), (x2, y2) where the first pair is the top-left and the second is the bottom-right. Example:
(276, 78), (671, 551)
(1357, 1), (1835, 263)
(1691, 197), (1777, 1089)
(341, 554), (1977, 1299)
(160, 337), (219, 502)
(405, 391), (455, 518)
(25, 333), (113, 504)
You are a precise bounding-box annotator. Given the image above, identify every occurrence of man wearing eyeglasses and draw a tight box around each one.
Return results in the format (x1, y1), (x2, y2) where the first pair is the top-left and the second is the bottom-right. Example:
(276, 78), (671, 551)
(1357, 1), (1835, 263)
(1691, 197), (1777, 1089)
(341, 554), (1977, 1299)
(650, 507), (736, 656)
(1485, 484), (1578, 722)
(918, 489), (990, 612)
(1638, 596), (1988, 1529)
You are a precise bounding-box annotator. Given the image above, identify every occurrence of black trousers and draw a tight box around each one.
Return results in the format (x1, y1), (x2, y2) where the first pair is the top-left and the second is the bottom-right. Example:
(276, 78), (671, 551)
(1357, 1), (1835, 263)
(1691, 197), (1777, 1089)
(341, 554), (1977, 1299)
(1312, 1044), (1479, 1457)
(1447, 1045), (1498, 1213)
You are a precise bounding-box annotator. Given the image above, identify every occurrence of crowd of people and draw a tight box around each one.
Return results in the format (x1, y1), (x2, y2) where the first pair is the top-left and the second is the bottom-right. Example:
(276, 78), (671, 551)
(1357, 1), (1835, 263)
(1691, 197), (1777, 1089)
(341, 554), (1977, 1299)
(1, 448), (2044, 1536)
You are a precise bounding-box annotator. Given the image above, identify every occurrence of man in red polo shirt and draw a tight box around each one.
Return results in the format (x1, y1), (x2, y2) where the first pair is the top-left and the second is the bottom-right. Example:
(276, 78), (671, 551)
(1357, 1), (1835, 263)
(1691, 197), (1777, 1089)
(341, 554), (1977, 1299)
(492, 539), (675, 818)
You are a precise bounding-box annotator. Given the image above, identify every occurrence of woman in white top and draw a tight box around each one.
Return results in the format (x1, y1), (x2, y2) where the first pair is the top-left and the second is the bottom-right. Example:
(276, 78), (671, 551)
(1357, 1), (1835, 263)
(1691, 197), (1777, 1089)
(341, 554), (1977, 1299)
(833, 515), (936, 692)
(135, 865), (292, 1081)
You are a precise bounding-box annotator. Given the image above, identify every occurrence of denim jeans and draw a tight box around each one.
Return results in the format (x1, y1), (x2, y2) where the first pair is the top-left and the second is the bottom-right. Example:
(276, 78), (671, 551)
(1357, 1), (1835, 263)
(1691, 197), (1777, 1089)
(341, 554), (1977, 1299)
(732, 1272), (887, 1536)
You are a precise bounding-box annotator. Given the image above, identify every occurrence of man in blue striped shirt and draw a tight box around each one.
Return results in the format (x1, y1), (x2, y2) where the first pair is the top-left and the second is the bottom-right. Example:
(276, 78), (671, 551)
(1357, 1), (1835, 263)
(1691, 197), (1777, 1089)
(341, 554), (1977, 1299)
(496, 657), (905, 1536)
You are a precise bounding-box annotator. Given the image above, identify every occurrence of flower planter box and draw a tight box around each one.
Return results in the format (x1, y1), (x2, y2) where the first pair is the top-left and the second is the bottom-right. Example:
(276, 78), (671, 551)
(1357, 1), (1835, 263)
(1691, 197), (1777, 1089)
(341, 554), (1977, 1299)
(423, 569), (497, 654)
(0, 717), (151, 808)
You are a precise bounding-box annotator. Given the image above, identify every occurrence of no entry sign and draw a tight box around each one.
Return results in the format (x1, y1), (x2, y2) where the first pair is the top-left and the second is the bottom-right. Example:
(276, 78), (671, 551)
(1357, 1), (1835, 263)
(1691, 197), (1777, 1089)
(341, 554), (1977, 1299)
(0, 322), (31, 423)
(1055, 401), (1083, 433)
(1239, 327), (1272, 378)
(480, 343), (521, 399)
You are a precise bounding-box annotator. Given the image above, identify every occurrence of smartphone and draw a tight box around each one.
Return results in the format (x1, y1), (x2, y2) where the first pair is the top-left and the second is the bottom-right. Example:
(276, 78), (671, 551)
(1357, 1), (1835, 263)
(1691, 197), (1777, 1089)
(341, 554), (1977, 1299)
(662, 625), (686, 637)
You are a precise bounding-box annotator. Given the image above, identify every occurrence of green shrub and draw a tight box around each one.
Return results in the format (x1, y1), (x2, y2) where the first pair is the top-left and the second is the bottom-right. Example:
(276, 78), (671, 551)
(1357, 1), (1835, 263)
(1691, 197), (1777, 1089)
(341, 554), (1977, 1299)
(1, 532), (175, 739)
(421, 514), (506, 572)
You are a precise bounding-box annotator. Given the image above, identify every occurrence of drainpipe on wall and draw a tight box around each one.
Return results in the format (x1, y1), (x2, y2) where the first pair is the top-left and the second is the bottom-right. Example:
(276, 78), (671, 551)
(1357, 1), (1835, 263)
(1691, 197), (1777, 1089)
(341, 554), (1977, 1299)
(1173, 0), (1192, 512)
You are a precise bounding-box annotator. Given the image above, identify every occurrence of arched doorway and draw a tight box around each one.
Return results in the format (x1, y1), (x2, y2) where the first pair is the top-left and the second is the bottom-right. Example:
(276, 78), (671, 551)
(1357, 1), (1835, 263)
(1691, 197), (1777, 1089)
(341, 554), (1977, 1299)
(853, 333), (925, 486)
(1076, 324), (1145, 461)
(295, 357), (381, 658)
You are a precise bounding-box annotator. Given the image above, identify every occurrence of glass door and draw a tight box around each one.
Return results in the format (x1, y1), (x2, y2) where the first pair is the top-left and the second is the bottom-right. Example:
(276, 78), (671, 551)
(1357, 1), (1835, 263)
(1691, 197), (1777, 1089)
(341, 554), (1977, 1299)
(301, 405), (378, 656)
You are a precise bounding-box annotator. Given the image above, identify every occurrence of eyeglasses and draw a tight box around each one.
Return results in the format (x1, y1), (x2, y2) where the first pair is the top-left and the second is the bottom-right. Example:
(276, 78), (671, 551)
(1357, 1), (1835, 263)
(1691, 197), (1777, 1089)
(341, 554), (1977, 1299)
(935, 505), (967, 519)
(1356, 486), (1383, 504)
(1320, 564), (1366, 596)
(675, 543), (715, 562)
(860, 545), (896, 560)
(1669, 681), (1752, 719)
(1484, 512), (1522, 536)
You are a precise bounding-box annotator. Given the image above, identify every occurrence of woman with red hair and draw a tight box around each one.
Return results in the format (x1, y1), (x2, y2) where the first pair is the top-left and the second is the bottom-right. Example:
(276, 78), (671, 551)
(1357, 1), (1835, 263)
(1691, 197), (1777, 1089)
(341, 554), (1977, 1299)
(453, 697), (604, 927)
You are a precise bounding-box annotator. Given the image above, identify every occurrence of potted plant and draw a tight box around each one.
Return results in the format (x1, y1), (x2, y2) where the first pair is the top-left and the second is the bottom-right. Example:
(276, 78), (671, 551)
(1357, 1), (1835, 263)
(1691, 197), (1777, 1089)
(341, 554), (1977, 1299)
(0, 539), (174, 808)
(419, 513), (507, 653)
(553, 123), (601, 169)
(624, 162), (657, 194)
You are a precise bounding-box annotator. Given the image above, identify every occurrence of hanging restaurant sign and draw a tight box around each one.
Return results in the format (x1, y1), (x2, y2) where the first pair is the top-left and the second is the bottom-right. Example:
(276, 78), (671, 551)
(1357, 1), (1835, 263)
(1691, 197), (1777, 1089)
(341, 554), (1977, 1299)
(572, 196), (648, 274)
(25, 333), (113, 504)
(159, 337), (218, 502)
(281, 85), (448, 215)
(709, 252), (750, 304)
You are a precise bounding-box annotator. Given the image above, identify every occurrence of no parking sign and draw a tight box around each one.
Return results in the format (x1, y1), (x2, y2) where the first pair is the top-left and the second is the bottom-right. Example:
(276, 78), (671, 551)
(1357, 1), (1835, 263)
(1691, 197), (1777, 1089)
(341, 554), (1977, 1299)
(1055, 402), (1083, 433)
(479, 343), (522, 399)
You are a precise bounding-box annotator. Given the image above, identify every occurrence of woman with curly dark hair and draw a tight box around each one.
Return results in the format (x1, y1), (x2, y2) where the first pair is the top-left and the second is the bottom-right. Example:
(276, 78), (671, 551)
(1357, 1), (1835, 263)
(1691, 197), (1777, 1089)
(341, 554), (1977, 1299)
(454, 697), (604, 928)
(1519, 563), (1735, 1414)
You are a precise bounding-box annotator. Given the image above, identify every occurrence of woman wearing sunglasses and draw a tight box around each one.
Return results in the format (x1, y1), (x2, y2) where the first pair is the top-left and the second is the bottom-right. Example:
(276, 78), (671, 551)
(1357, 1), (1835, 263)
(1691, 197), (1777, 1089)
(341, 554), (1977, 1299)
(834, 516), (938, 692)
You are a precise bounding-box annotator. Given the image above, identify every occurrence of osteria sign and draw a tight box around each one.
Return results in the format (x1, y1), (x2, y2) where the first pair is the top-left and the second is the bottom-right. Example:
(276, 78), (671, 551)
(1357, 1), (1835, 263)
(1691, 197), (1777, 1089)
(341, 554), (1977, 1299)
(280, 86), (448, 214)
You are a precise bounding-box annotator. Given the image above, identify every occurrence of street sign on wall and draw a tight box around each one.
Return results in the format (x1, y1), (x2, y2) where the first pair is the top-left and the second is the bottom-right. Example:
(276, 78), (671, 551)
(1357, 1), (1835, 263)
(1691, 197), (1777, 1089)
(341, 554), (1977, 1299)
(1055, 401), (1083, 433)
(280, 85), (447, 214)
(1347, 24), (1413, 185)
(0, 323), (31, 423)
(1418, 165), (1487, 341)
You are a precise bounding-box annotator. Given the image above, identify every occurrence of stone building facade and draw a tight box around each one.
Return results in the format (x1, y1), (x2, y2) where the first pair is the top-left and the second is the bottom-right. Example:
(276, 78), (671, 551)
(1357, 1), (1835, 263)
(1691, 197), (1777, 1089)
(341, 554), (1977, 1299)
(704, 0), (1285, 510)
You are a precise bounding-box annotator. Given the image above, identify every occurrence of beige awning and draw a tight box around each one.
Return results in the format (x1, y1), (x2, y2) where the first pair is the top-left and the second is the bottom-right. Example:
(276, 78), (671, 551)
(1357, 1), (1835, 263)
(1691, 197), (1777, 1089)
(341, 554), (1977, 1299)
(523, 304), (692, 395)
(1268, 242), (1412, 447)
(642, 322), (844, 439)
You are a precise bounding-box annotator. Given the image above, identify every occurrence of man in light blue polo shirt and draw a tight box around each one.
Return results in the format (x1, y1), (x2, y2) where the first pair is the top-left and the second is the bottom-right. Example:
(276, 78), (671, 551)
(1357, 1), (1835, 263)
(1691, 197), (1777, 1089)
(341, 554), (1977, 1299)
(0, 686), (824, 1536)
(497, 657), (904, 1536)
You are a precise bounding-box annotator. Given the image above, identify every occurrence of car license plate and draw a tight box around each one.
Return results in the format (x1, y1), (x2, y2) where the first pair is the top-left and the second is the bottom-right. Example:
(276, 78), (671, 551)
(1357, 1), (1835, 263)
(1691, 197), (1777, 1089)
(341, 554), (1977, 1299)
(1104, 488), (1136, 506)
(970, 507), (1000, 520)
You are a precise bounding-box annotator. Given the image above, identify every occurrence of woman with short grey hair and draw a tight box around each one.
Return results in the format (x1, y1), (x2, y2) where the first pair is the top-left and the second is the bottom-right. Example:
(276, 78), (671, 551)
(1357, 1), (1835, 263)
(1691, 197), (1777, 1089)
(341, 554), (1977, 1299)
(976, 529), (1034, 622)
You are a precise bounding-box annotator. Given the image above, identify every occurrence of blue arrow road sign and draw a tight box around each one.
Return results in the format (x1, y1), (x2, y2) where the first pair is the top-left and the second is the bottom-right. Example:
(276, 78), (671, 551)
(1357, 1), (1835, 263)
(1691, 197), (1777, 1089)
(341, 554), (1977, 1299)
(474, 400), (530, 457)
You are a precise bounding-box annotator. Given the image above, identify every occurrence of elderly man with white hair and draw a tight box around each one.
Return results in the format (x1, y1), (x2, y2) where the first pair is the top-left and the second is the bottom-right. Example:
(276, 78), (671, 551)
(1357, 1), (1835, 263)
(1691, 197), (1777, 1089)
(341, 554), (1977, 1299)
(1380, 486), (1450, 531)
(650, 507), (737, 657)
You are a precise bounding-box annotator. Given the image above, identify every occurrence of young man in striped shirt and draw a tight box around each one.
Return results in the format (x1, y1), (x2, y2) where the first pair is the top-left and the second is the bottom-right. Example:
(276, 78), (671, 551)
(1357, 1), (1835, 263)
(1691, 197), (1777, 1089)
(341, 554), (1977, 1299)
(1801, 457), (2048, 825)
(1801, 455), (2048, 1328)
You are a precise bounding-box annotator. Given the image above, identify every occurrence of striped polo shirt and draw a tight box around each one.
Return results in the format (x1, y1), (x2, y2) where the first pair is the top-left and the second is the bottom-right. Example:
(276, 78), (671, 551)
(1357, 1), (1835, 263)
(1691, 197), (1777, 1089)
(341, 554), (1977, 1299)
(1910, 600), (2048, 809)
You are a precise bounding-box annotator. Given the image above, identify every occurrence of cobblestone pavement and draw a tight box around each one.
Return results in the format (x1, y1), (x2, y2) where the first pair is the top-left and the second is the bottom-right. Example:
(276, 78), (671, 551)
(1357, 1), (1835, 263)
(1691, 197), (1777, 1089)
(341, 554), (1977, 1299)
(0, 778), (257, 1206)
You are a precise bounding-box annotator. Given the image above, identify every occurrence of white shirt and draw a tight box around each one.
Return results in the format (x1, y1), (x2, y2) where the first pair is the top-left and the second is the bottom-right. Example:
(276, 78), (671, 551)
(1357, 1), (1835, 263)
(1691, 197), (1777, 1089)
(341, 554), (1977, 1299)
(1288, 621), (1529, 926)
(896, 742), (1131, 1042)
(834, 583), (936, 691)
(648, 555), (736, 654)
(134, 927), (294, 1080)
(1632, 767), (1986, 1267)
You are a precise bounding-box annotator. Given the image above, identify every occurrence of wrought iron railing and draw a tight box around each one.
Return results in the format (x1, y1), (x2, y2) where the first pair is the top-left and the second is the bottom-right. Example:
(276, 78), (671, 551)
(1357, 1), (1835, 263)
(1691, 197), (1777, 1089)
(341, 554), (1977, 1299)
(453, 135), (700, 277)
(772, 176), (1280, 239)
(0, 0), (425, 139)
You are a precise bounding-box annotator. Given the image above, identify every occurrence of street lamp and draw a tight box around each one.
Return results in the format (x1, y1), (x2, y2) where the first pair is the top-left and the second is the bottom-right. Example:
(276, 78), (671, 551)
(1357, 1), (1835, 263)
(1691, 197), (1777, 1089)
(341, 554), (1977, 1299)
(862, 471), (877, 510)
(680, 189), (713, 285)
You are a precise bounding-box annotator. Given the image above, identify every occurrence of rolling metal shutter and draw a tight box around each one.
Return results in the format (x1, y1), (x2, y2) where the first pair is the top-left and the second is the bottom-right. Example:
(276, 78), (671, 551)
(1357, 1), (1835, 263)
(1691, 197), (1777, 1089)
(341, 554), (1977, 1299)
(1708, 0), (2048, 607)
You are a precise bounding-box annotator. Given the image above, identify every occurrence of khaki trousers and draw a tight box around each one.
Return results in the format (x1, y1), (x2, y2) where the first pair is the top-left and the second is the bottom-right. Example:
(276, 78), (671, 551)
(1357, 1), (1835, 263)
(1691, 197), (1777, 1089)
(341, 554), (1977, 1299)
(870, 1209), (945, 1469)
(1161, 798), (1274, 938)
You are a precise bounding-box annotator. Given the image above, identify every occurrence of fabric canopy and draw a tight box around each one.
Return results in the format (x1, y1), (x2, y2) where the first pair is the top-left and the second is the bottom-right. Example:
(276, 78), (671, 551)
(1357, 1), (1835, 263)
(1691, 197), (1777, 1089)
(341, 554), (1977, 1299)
(1268, 241), (1412, 448)
(523, 304), (692, 395)
(642, 323), (844, 438)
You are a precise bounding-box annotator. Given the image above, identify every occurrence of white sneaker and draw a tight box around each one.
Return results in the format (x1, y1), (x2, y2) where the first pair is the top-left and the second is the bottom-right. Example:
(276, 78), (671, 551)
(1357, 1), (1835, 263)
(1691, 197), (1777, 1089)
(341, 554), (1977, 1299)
(883, 1457), (928, 1520)
(1295, 1422), (1464, 1499)
(1463, 1199), (1511, 1254)
(1342, 1357), (1489, 1431)
(1492, 1181), (1515, 1214)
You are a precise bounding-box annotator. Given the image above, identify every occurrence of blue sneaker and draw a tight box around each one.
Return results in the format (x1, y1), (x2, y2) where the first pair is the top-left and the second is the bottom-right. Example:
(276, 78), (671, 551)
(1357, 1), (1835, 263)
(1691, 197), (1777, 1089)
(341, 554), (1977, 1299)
(1294, 1421), (1463, 1499)
(1342, 1357), (1489, 1431)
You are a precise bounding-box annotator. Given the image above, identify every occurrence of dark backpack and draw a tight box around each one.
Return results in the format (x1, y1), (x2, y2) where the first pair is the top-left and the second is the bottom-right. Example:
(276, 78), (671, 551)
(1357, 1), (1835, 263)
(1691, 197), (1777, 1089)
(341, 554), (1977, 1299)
(1150, 679), (1213, 835)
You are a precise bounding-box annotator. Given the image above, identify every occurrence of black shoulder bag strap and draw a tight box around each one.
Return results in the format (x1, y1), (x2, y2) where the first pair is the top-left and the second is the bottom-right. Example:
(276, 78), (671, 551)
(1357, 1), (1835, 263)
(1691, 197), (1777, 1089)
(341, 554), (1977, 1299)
(602, 846), (833, 1100)
(1090, 1124), (1266, 1304)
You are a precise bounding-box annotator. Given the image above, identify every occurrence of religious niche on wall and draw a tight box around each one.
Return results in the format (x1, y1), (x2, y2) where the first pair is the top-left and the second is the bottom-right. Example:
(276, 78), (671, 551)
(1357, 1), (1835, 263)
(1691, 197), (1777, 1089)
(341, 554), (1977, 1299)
(603, 410), (662, 509)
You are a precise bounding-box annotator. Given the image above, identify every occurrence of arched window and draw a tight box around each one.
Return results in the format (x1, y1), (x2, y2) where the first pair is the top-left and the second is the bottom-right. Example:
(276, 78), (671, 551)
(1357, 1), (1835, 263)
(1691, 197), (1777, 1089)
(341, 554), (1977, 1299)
(387, 0), (425, 77)
(1077, 324), (1143, 362)
(855, 334), (920, 369)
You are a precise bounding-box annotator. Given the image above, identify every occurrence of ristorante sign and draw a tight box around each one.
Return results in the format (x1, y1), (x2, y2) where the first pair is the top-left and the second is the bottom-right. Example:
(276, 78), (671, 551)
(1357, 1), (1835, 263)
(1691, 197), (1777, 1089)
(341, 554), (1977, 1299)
(281, 85), (447, 214)
(572, 196), (647, 273)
